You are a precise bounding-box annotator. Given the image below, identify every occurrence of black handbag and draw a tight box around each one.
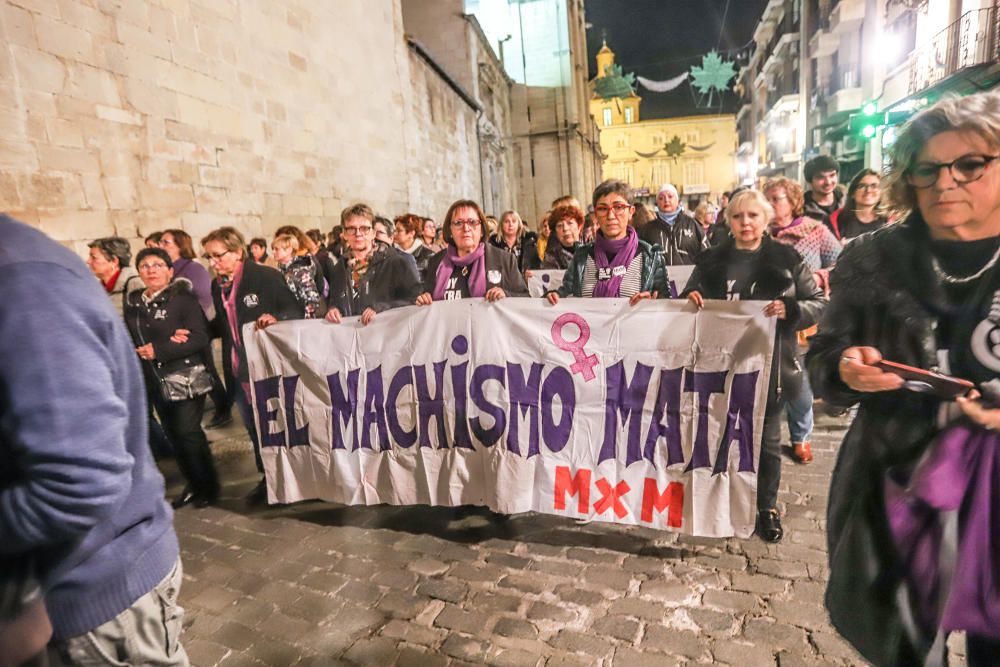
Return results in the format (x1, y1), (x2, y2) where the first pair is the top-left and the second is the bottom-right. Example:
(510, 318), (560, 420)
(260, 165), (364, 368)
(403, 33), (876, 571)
(157, 363), (213, 402)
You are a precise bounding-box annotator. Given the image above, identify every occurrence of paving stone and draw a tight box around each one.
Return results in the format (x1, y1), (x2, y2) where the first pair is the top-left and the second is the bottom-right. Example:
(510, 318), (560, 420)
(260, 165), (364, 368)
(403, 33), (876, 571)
(379, 619), (443, 645)
(493, 617), (539, 640)
(730, 573), (789, 596)
(184, 639), (232, 667)
(741, 618), (812, 653)
(415, 578), (469, 603)
(553, 585), (606, 607)
(441, 635), (491, 662)
(768, 599), (832, 632)
(526, 601), (576, 623)
(702, 589), (759, 613)
(809, 630), (865, 662)
(210, 621), (257, 651)
(433, 604), (493, 635)
(396, 645), (449, 667)
(487, 552), (533, 569)
(548, 629), (615, 658)
(498, 573), (549, 594)
(409, 558), (450, 576)
(370, 568), (419, 590)
(376, 590), (431, 619)
(611, 647), (682, 666)
(712, 639), (776, 666)
(342, 636), (399, 665)
(487, 647), (544, 667)
(755, 558), (810, 579)
(687, 608), (738, 635)
(606, 597), (669, 621)
(544, 654), (594, 667)
(590, 614), (640, 642)
(638, 580), (697, 605)
(640, 626), (710, 659)
(468, 591), (524, 614)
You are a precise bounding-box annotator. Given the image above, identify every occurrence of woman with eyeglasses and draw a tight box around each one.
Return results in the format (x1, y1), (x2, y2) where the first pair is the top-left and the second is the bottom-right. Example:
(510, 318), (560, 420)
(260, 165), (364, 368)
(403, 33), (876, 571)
(123, 248), (220, 509)
(545, 179), (668, 304)
(807, 91), (1000, 666)
(325, 203), (421, 325)
(762, 177), (843, 466)
(415, 199), (529, 305)
(201, 226), (302, 505)
(828, 169), (891, 243)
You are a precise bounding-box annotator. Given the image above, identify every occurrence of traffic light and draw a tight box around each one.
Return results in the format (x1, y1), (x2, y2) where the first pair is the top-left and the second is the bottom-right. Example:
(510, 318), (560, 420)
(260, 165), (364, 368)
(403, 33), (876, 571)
(849, 102), (882, 140)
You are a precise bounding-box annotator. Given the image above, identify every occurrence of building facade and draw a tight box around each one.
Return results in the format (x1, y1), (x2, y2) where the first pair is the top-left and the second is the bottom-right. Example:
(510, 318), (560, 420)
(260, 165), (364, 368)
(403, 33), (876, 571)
(0, 0), (601, 250)
(590, 43), (737, 207)
(736, 0), (805, 185)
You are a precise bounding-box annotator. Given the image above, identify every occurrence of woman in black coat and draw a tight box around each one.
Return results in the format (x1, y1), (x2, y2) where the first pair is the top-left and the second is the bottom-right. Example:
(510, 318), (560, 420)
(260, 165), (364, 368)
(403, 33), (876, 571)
(488, 210), (540, 273)
(202, 227), (303, 505)
(684, 190), (827, 543)
(416, 199), (529, 305)
(124, 248), (220, 508)
(393, 213), (436, 282)
(324, 203), (422, 325)
(807, 93), (1000, 666)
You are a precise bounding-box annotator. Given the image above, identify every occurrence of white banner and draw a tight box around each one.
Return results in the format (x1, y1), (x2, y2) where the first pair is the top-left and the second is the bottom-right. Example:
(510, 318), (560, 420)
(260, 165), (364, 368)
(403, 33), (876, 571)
(668, 264), (694, 299)
(527, 269), (565, 297)
(246, 299), (775, 537)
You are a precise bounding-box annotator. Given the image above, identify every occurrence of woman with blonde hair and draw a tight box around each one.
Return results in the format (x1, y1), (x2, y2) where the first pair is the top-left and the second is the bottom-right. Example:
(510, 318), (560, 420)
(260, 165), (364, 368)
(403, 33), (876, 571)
(808, 90), (1000, 666)
(684, 189), (826, 542)
(272, 233), (326, 319)
(489, 210), (539, 272)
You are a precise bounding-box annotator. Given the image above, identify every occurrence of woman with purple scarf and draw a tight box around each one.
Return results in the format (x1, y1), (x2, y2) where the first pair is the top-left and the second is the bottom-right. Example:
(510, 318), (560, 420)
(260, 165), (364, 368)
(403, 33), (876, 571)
(546, 179), (668, 305)
(416, 199), (528, 306)
(807, 91), (1000, 666)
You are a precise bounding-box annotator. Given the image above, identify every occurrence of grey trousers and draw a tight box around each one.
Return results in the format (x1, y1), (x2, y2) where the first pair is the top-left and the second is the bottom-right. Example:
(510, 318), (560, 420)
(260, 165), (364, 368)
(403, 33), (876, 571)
(48, 559), (188, 667)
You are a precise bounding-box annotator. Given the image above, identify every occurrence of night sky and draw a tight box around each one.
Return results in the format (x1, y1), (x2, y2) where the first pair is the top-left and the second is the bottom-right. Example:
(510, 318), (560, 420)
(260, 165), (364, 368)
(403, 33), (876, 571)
(584, 0), (769, 119)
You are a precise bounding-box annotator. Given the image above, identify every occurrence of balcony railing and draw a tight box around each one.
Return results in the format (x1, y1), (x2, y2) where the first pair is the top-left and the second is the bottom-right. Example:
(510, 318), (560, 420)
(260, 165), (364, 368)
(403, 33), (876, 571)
(908, 6), (1000, 95)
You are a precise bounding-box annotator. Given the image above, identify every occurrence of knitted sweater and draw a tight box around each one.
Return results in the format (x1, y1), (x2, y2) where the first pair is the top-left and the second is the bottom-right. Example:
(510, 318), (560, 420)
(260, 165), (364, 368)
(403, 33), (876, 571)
(0, 216), (178, 639)
(770, 215), (842, 291)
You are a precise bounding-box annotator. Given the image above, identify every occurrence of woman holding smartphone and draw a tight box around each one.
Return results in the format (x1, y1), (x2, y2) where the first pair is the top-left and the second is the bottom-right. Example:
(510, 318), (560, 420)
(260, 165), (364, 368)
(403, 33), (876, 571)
(807, 91), (1000, 666)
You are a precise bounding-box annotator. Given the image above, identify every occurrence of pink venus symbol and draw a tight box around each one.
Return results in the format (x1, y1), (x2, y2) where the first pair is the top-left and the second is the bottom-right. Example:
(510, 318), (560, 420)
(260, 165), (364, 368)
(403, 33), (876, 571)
(551, 313), (599, 382)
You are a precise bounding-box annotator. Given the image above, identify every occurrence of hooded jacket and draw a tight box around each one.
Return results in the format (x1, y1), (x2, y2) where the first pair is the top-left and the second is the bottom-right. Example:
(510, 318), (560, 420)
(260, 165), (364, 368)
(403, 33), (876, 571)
(557, 238), (670, 298)
(639, 210), (704, 265)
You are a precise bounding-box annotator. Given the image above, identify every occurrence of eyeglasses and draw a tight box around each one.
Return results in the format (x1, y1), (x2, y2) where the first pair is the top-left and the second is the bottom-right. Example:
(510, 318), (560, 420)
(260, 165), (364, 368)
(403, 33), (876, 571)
(138, 262), (168, 271)
(203, 250), (233, 262)
(766, 193), (788, 203)
(906, 154), (999, 189)
(856, 182), (881, 191)
(451, 219), (480, 229)
(594, 203), (632, 218)
(344, 225), (373, 235)
(158, 238), (175, 246)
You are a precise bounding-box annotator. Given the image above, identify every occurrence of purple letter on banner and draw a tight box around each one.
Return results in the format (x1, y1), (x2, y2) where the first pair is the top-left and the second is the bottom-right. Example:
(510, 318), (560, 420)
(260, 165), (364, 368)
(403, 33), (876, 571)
(327, 369), (360, 450)
(469, 364), (506, 447)
(541, 366), (575, 453)
(361, 367), (390, 451)
(642, 367), (685, 466)
(282, 375), (309, 447)
(506, 362), (543, 457)
(713, 370), (759, 474)
(386, 366), (417, 448)
(254, 375), (283, 447)
(600, 361), (654, 465)
(684, 370), (728, 471)
(414, 361), (449, 449)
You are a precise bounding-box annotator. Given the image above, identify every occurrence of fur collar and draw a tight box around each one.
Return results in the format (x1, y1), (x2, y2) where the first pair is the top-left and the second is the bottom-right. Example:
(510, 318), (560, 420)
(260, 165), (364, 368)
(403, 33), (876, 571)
(695, 237), (800, 300)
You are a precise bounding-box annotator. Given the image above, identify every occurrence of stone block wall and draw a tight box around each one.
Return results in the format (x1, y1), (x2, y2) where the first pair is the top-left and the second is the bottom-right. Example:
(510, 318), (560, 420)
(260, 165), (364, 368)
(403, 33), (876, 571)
(0, 0), (493, 255)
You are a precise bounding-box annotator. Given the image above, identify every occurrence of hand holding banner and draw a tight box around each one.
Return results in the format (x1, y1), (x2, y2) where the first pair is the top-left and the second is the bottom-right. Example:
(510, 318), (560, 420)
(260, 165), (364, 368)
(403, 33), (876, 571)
(246, 298), (775, 537)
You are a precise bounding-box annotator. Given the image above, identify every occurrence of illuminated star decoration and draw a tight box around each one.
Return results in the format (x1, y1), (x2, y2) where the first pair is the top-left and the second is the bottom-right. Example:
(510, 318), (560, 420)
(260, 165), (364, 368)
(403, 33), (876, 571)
(689, 51), (737, 96)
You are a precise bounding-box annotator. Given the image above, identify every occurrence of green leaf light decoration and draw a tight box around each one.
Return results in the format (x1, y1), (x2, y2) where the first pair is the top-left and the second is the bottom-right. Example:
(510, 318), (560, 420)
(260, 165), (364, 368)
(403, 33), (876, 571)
(594, 63), (638, 100)
(689, 51), (737, 96)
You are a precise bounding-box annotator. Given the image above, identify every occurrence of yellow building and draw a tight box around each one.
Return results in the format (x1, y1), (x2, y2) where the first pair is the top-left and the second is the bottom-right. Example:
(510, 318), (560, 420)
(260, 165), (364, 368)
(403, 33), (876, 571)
(589, 43), (738, 206)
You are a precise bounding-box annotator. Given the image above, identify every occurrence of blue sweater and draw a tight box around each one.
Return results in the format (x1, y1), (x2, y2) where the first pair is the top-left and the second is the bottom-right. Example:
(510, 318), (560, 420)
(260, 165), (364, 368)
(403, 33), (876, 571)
(0, 216), (178, 639)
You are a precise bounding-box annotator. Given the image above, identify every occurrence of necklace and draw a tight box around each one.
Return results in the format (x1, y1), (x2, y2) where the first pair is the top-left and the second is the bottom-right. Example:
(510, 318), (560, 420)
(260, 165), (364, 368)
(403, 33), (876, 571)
(931, 242), (1000, 285)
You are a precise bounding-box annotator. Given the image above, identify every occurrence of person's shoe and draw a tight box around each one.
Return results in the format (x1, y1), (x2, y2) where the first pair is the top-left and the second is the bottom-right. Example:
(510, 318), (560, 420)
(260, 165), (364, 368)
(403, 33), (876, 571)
(756, 509), (784, 543)
(171, 488), (196, 509)
(245, 478), (268, 506)
(205, 412), (233, 429)
(791, 441), (814, 464)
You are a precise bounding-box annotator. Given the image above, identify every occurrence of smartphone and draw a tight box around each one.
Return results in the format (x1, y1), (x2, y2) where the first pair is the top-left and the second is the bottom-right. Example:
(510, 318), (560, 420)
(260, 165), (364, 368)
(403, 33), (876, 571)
(873, 360), (975, 399)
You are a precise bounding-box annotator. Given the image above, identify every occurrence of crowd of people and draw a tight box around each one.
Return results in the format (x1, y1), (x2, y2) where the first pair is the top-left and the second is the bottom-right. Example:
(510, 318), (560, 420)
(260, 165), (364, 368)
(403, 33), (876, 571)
(3, 90), (998, 665)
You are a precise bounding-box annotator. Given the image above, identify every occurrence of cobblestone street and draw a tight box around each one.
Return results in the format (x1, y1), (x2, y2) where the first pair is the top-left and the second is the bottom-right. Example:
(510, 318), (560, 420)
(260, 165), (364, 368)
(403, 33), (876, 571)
(165, 410), (920, 667)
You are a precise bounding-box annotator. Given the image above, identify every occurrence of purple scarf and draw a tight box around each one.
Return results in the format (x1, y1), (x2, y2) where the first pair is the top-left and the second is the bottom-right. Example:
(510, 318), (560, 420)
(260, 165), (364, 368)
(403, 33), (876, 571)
(884, 421), (1000, 639)
(432, 243), (486, 300)
(591, 226), (639, 297)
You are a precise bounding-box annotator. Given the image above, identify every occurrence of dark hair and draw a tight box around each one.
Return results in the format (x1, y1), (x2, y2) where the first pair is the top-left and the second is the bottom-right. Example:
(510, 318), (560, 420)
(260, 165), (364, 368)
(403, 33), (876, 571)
(249, 237), (267, 249)
(305, 229), (324, 247)
(135, 247), (173, 270)
(374, 216), (394, 235)
(592, 179), (633, 207)
(274, 225), (312, 254)
(88, 237), (132, 268)
(442, 199), (488, 245)
(629, 204), (654, 228)
(144, 231), (163, 245)
(846, 168), (881, 212)
(161, 229), (195, 259)
(804, 154), (840, 182)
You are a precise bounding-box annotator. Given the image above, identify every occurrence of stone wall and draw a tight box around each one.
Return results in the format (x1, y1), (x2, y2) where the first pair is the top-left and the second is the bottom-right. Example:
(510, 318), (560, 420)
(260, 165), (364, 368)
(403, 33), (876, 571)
(0, 0), (494, 254)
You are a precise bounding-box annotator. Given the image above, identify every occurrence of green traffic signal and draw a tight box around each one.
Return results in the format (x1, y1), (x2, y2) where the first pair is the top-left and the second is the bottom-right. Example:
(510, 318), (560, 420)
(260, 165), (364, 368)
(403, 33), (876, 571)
(862, 124), (877, 138)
